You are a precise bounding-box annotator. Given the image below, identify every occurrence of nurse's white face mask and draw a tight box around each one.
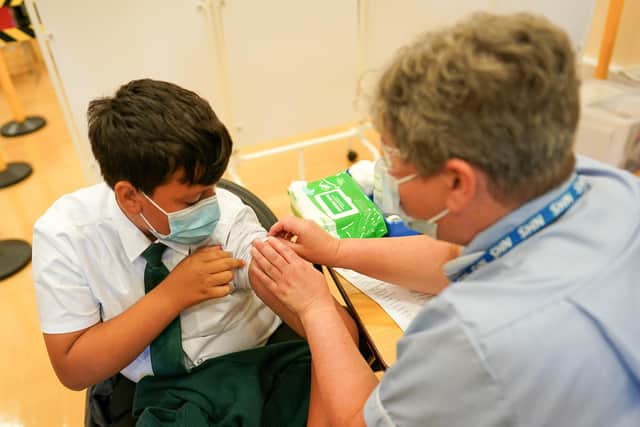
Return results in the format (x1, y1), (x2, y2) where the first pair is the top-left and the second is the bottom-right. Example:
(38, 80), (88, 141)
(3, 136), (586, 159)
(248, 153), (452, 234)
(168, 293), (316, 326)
(375, 144), (448, 239)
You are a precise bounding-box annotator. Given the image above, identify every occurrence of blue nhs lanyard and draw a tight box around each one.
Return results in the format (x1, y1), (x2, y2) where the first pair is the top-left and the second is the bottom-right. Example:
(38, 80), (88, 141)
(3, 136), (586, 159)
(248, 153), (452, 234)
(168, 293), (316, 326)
(451, 174), (590, 282)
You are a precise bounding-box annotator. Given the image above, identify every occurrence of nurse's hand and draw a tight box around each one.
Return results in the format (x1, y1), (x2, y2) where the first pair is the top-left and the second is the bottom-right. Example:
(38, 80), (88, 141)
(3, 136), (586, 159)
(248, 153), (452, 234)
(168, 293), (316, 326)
(250, 237), (334, 319)
(268, 216), (341, 267)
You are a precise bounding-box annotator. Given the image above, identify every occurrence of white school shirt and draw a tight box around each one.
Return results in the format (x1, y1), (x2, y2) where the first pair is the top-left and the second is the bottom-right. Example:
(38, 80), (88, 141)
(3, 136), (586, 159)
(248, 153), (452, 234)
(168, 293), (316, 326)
(364, 156), (640, 427)
(32, 183), (280, 382)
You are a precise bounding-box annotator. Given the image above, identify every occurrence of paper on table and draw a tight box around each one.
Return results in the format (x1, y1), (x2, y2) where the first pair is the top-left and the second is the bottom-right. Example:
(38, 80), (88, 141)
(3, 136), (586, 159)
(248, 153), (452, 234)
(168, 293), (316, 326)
(335, 268), (433, 331)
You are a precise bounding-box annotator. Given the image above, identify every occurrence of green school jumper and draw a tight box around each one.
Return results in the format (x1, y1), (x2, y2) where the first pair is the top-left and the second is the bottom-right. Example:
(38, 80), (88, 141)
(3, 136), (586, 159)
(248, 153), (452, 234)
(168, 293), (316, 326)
(134, 243), (311, 426)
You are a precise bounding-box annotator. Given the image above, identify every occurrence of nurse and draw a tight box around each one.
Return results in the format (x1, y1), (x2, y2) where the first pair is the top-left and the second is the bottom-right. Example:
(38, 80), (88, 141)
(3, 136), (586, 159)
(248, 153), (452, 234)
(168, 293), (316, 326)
(250, 12), (640, 427)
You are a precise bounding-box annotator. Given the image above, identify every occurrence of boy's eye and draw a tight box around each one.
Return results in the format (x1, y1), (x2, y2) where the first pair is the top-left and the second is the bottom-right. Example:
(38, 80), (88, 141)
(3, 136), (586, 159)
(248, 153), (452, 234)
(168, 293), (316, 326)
(183, 188), (214, 206)
(186, 193), (206, 206)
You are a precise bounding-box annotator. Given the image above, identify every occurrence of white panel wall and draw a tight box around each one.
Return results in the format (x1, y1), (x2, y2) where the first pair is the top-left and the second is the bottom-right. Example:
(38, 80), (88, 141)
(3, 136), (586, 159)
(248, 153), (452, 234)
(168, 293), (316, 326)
(30, 0), (225, 182)
(221, 0), (358, 147)
(364, 0), (486, 74)
(490, 0), (595, 53)
(27, 0), (596, 183)
(358, 0), (595, 108)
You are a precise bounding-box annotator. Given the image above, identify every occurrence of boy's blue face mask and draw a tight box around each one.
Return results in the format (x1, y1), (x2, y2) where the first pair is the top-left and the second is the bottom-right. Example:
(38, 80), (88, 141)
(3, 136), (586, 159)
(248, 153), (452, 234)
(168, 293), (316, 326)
(139, 193), (220, 245)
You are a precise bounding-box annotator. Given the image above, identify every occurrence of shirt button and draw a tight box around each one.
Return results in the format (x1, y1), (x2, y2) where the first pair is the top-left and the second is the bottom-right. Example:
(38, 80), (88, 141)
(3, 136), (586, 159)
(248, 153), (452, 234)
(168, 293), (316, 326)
(196, 358), (203, 365)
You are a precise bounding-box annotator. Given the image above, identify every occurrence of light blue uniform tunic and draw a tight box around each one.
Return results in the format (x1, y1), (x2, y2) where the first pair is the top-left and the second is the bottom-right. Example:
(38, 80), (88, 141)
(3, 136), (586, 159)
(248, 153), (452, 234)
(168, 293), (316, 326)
(365, 156), (640, 427)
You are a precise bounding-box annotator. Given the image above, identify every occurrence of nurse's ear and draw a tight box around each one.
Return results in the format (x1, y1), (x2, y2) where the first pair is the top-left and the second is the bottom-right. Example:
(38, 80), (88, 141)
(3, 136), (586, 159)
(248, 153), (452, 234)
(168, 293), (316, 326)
(442, 159), (478, 213)
(114, 181), (144, 215)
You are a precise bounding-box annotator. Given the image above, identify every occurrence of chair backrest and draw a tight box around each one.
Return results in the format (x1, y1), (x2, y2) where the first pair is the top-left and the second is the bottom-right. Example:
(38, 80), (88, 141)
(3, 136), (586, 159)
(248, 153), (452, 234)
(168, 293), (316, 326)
(217, 179), (278, 230)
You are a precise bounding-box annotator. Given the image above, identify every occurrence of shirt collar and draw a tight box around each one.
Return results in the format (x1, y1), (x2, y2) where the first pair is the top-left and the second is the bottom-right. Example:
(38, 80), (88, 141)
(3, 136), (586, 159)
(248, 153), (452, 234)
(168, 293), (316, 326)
(443, 171), (578, 278)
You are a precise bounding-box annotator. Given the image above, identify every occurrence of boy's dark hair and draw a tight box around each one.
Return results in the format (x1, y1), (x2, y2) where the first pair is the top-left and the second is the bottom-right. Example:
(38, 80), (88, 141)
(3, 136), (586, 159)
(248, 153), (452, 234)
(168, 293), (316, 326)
(88, 79), (232, 194)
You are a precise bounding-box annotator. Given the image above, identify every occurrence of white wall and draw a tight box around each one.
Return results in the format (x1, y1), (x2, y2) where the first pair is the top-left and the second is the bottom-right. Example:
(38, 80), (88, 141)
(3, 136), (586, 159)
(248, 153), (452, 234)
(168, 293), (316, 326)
(27, 0), (596, 183)
(490, 0), (595, 52)
(221, 0), (358, 147)
(358, 0), (595, 106)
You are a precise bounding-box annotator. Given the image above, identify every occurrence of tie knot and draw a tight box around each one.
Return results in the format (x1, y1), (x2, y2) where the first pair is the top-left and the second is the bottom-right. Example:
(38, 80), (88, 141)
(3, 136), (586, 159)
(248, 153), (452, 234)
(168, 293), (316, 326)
(142, 242), (167, 266)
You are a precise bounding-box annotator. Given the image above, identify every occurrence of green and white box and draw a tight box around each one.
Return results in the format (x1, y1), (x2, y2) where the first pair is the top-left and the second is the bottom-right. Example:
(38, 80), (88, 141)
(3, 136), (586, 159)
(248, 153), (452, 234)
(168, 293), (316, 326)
(289, 172), (387, 239)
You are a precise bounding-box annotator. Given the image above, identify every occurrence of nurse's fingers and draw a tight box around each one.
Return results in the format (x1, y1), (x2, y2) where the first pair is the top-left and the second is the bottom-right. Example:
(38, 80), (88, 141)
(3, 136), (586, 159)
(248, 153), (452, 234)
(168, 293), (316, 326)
(266, 236), (302, 265)
(249, 261), (279, 294)
(251, 247), (283, 282)
(268, 216), (305, 238)
(252, 239), (288, 273)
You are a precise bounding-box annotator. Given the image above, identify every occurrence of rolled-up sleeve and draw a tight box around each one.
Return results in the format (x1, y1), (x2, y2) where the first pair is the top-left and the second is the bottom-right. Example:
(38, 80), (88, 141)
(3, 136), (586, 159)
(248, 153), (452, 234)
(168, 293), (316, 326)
(364, 298), (515, 427)
(223, 199), (267, 291)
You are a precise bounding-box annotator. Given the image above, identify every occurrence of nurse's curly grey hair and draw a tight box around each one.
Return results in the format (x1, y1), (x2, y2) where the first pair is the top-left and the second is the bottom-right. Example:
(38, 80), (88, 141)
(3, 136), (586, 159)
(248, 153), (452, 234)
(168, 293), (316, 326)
(372, 12), (580, 204)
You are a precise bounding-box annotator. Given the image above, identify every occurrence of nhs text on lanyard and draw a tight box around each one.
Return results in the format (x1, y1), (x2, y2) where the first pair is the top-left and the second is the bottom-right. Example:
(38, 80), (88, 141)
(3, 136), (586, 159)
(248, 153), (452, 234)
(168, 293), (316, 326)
(452, 174), (590, 282)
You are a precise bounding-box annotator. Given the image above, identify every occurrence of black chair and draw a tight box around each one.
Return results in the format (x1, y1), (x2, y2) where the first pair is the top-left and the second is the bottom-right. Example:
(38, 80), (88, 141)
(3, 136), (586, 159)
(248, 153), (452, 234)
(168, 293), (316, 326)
(85, 179), (280, 427)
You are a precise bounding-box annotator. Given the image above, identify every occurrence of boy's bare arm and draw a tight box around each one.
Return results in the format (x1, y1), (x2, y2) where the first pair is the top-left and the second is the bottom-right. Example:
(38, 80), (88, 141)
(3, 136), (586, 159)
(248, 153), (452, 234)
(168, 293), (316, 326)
(44, 286), (184, 390)
(248, 257), (358, 344)
(44, 246), (241, 390)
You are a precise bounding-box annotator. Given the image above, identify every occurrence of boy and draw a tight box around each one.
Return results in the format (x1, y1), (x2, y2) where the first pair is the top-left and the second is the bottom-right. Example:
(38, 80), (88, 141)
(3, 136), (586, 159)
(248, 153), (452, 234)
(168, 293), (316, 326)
(33, 79), (353, 426)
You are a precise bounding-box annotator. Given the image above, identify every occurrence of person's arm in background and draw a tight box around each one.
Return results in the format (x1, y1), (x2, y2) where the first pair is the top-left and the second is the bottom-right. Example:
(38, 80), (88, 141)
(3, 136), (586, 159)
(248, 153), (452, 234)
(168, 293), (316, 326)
(269, 216), (459, 294)
(40, 246), (241, 391)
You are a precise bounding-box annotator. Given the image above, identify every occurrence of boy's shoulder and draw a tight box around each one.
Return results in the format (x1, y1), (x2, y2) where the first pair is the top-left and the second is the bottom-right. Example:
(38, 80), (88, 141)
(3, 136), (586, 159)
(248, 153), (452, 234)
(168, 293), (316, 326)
(216, 187), (255, 222)
(34, 182), (115, 236)
(213, 187), (267, 245)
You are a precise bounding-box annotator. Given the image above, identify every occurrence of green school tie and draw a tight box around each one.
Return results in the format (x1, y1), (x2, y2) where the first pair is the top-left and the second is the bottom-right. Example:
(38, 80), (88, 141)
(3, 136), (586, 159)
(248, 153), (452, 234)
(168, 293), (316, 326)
(142, 242), (188, 376)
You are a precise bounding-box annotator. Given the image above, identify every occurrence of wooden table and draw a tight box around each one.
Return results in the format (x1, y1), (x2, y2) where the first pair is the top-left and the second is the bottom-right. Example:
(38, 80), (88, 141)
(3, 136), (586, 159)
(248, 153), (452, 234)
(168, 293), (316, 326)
(327, 268), (404, 370)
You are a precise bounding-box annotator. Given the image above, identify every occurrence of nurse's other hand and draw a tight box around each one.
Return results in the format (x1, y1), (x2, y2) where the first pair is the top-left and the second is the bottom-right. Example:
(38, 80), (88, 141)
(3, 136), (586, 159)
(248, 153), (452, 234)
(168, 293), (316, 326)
(268, 216), (340, 266)
(251, 237), (334, 318)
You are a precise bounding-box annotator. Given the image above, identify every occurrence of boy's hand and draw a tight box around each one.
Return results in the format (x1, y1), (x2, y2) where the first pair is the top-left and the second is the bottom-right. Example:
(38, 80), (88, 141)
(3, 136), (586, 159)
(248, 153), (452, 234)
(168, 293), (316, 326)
(161, 246), (244, 311)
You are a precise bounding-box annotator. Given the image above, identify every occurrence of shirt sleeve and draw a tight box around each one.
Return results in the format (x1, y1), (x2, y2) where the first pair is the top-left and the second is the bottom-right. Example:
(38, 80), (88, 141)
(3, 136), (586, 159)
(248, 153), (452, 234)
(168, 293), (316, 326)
(364, 297), (515, 427)
(221, 197), (267, 291)
(32, 220), (101, 334)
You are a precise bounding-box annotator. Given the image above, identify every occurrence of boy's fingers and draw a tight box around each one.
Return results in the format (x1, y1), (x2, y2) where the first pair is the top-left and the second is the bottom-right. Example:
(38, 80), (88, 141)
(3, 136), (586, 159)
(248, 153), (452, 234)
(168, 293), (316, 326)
(206, 257), (244, 272)
(207, 283), (234, 299)
(197, 248), (232, 262)
(206, 270), (234, 286)
(193, 245), (222, 254)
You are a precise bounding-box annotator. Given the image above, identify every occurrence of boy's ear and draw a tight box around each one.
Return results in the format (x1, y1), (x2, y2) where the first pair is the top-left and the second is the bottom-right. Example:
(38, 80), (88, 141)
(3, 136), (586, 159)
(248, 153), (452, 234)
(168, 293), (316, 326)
(114, 181), (143, 215)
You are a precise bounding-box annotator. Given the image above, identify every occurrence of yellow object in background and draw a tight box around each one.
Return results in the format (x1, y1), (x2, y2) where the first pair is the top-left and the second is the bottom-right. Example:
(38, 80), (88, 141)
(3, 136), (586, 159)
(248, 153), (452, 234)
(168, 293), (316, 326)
(595, 0), (625, 79)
